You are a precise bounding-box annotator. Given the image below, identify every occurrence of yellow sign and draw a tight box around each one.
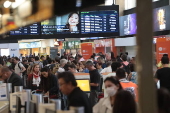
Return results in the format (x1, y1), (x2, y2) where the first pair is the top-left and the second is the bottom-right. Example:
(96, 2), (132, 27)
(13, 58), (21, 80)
(76, 80), (90, 92)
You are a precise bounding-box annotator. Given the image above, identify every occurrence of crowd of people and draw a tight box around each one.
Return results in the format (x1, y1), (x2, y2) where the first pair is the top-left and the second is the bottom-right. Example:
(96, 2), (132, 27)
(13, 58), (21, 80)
(0, 52), (169, 113)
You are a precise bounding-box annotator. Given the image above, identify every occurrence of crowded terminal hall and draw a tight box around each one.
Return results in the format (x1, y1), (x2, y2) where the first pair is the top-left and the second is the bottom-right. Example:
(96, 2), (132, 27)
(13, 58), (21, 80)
(0, 0), (169, 113)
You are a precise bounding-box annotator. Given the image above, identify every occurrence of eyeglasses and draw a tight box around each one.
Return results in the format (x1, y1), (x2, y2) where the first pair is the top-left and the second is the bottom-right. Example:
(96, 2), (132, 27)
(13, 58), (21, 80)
(59, 83), (66, 87)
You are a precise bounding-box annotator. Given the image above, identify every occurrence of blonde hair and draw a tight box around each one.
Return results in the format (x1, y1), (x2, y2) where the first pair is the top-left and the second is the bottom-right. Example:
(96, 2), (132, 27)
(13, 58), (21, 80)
(97, 57), (105, 63)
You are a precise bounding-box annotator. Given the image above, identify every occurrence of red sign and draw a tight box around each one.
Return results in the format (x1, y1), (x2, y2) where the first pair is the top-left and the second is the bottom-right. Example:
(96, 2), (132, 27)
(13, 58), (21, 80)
(81, 43), (93, 60)
(156, 37), (170, 63)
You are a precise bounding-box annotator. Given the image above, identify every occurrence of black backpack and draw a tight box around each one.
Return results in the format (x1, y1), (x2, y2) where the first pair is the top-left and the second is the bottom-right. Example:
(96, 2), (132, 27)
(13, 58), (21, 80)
(122, 63), (130, 74)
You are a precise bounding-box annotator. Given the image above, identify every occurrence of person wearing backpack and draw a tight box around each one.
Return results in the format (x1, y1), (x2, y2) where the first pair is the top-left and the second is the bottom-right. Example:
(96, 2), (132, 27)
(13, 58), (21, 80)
(121, 54), (131, 76)
(13, 57), (26, 78)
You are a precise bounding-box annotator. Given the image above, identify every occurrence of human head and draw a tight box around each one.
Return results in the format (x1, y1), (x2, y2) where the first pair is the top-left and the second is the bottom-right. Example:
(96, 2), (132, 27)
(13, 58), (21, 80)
(41, 67), (50, 78)
(0, 67), (12, 80)
(60, 59), (68, 67)
(131, 57), (136, 64)
(41, 56), (46, 61)
(106, 52), (111, 61)
(121, 54), (127, 61)
(113, 90), (137, 113)
(58, 72), (77, 95)
(161, 56), (169, 64)
(69, 57), (74, 62)
(97, 57), (105, 64)
(35, 56), (39, 61)
(96, 63), (102, 69)
(125, 52), (128, 56)
(7, 58), (12, 63)
(106, 61), (112, 67)
(77, 54), (83, 60)
(85, 61), (95, 71)
(13, 57), (19, 64)
(157, 88), (170, 113)
(163, 54), (168, 57)
(23, 60), (28, 65)
(31, 64), (40, 73)
(67, 12), (79, 27)
(116, 68), (126, 80)
(31, 57), (35, 62)
(111, 62), (122, 72)
(104, 76), (122, 96)
(68, 64), (77, 73)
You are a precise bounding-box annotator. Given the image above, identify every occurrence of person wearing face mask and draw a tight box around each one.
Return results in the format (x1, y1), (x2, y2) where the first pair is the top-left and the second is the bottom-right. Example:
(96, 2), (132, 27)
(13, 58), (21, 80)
(93, 76), (123, 113)
(40, 67), (59, 97)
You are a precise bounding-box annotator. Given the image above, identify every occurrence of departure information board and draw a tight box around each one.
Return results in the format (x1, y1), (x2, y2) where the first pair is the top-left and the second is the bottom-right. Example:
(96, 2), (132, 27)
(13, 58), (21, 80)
(10, 23), (40, 35)
(80, 10), (119, 34)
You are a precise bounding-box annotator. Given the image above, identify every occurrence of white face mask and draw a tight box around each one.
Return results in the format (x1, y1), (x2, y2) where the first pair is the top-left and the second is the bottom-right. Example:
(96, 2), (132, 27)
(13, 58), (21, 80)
(106, 87), (117, 96)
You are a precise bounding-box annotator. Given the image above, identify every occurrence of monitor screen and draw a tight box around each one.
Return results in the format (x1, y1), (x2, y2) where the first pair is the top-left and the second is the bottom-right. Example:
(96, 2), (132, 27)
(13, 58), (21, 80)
(76, 79), (90, 92)
(10, 23), (40, 35)
(80, 10), (119, 34)
(41, 12), (80, 34)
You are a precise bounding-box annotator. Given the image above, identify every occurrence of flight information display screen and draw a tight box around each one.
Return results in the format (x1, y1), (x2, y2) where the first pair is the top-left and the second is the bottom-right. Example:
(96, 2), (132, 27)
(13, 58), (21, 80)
(10, 23), (40, 35)
(80, 10), (119, 34)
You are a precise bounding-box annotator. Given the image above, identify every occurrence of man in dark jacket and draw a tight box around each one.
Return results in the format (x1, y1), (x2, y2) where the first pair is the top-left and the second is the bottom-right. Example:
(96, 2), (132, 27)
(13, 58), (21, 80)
(0, 67), (23, 92)
(58, 72), (92, 113)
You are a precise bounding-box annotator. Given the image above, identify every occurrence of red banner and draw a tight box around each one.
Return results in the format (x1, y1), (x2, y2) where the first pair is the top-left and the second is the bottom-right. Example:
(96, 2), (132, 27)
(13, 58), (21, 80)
(81, 43), (93, 60)
(156, 37), (170, 63)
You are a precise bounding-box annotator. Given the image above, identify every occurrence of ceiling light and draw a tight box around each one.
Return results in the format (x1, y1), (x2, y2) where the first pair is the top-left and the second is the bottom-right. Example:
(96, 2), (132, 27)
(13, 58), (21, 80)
(4, 1), (12, 8)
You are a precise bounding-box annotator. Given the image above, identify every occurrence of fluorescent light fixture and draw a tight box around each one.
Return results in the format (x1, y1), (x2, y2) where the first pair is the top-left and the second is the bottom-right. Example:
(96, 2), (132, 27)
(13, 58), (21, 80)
(4, 1), (12, 8)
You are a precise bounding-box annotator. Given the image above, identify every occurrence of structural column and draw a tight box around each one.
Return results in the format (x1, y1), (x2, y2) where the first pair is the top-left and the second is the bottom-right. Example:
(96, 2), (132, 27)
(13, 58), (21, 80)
(136, 0), (157, 113)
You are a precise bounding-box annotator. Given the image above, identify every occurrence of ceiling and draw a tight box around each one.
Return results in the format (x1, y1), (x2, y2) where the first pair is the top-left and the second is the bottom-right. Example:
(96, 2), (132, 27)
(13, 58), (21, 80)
(18, 39), (45, 43)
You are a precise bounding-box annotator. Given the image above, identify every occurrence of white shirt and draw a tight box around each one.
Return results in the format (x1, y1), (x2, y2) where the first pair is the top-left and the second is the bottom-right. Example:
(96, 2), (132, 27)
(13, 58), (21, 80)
(93, 97), (112, 113)
(32, 76), (41, 87)
(15, 62), (24, 77)
(100, 66), (112, 74)
(58, 67), (65, 73)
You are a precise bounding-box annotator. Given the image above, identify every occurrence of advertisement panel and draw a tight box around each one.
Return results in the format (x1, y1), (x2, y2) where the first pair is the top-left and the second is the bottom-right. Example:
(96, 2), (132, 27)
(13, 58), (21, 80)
(156, 37), (170, 63)
(81, 43), (93, 60)
(154, 5), (170, 31)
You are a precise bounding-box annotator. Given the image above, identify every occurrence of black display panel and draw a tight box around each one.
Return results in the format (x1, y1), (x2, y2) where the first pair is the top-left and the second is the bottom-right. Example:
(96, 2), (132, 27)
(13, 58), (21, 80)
(10, 23), (40, 35)
(80, 10), (119, 34)
(41, 12), (80, 34)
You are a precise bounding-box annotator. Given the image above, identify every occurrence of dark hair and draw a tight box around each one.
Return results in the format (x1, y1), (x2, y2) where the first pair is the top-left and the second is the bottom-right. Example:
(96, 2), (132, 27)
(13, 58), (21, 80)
(72, 60), (78, 65)
(111, 52), (115, 61)
(113, 90), (137, 113)
(40, 56), (45, 59)
(13, 57), (19, 61)
(63, 64), (70, 71)
(58, 72), (77, 87)
(68, 64), (76, 69)
(41, 67), (50, 73)
(91, 55), (95, 59)
(125, 52), (128, 55)
(111, 62), (122, 72)
(116, 68), (126, 79)
(161, 56), (169, 64)
(97, 62), (102, 66)
(23, 60), (27, 63)
(130, 63), (135, 72)
(157, 88), (170, 113)
(121, 54), (127, 61)
(104, 76), (123, 91)
(65, 12), (79, 31)
(106, 61), (112, 67)
(55, 58), (60, 63)
(35, 56), (39, 61)
(163, 54), (168, 57)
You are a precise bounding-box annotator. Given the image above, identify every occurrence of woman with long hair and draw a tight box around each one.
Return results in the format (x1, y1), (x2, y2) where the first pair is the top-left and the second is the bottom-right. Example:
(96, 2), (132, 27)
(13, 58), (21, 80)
(93, 76), (123, 113)
(27, 64), (41, 91)
(40, 67), (59, 98)
(63, 12), (79, 32)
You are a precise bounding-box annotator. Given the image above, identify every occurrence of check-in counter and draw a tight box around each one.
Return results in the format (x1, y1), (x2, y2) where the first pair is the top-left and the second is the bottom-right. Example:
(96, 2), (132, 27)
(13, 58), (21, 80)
(0, 101), (9, 113)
